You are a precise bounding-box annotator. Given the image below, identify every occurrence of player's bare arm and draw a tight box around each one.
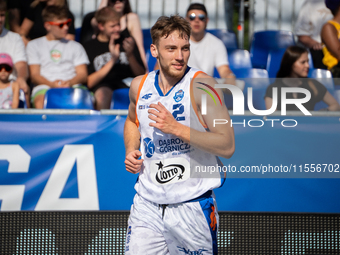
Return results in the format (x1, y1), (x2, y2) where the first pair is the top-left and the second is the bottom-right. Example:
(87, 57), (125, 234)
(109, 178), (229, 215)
(148, 72), (235, 159)
(124, 75), (144, 174)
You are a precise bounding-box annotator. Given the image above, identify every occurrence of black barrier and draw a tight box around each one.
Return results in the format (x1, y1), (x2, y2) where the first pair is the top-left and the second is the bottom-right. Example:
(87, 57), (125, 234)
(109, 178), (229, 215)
(0, 211), (339, 254)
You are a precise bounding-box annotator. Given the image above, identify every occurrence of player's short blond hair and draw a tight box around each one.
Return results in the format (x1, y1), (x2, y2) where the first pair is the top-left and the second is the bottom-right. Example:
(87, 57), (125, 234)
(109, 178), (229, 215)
(151, 15), (191, 46)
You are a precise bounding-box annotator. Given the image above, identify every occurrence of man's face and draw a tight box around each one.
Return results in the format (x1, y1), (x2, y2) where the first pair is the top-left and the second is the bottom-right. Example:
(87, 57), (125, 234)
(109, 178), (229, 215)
(100, 20), (121, 40)
(45, 18), (70, 39)
(153, 30), (190, 79)
(186, 10), (208, 34)
(0, 11), (6, 32)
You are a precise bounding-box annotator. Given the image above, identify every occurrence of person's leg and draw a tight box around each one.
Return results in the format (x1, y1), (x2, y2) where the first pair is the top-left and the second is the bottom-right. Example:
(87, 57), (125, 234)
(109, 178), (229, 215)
(94, 86), (113, 110)
(164, 196), (219, 255)
(31, 85), (50, 109)
(310, 49), (327, 69)
(125, 194), (169, 255)
(33, 94), (45, 109)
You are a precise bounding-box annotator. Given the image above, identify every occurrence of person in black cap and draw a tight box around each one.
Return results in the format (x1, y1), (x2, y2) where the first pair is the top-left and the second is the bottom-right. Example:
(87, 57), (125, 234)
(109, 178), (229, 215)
(186, 3), (235, 82)
(321, 0), (340, 77)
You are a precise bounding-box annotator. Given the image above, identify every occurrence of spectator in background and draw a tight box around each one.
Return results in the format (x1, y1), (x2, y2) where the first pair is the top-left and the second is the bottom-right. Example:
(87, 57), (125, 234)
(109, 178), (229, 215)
(7, 0), (34, 33)
(81, 0), (147, 70)
(0, 0), (30, 107)
(20, 0), (76, 46)
(0, 53), (20, 109)
(321, 0), (340, 77)
(294, 0), (333, 69)
(265, 46), (340, 111)
(27, 6), (89, 109)
(185, 3), (235, 82)
(83, 7), (145, 110)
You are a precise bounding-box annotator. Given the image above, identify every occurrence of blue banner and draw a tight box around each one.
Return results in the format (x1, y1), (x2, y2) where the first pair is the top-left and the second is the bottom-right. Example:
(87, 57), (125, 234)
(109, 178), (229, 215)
(0, 113), (339, 213)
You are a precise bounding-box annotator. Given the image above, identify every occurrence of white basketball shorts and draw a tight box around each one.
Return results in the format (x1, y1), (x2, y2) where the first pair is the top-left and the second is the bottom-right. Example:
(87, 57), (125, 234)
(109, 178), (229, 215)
(125, 191), (219, 255)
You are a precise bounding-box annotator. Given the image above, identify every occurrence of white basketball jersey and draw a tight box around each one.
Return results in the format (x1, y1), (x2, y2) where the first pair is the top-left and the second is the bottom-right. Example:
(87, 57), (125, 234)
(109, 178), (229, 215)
(135, 67), (225, 204)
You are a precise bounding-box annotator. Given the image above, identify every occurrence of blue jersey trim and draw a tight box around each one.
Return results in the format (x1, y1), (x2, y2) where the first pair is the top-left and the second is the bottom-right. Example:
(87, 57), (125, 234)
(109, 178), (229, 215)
(199, 197), (218, 255)
(154, 70), (164, 96)
(154, 67), (191, 97)
(187, 190), (212, 203)
(217, 156), (226, 187)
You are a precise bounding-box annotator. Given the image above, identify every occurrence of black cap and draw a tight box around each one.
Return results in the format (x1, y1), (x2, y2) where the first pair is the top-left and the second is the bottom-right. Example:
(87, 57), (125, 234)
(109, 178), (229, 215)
(187, 3), (208, 16)
(325, 0), (340, 11)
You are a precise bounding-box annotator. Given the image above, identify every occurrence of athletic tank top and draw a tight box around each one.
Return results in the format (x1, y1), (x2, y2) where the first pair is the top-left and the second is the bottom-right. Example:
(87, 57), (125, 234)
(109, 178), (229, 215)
(0, 81), (13, 109)
(322, 20), (340, 69)
(135, 67), (225, 204)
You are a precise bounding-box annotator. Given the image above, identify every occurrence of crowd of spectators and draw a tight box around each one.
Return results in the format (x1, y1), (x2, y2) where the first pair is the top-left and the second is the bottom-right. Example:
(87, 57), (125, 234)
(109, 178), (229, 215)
(0, 0), (339, 112)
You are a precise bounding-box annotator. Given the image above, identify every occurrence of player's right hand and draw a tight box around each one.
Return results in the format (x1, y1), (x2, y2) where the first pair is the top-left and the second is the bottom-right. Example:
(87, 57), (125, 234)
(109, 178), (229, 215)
(125, 150), (143, 174)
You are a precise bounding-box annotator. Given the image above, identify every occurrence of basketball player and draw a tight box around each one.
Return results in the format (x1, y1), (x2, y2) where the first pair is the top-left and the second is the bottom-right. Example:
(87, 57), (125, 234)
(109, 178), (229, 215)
(124, 15), (235, 254)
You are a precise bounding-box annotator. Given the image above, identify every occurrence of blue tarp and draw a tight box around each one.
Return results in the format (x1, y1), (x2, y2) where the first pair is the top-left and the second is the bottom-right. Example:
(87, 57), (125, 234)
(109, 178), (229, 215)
(0, 113), (339, 213)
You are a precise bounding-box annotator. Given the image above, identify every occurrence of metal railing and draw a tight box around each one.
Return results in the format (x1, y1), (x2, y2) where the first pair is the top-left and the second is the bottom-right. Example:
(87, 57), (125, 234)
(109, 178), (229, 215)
(68, 0), (227, 29)
(68, 0), (304, 50)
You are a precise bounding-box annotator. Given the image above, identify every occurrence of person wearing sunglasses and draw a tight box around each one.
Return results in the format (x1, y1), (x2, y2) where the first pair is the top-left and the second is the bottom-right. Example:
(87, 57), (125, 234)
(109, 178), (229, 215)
(19, 0), (76, 46)
(0, 53), (20, 109)
(0, 0), (31, 107)
(26, 6), (89, 109)
(83, 6), (145, 110)
(186, 3), (235, 83)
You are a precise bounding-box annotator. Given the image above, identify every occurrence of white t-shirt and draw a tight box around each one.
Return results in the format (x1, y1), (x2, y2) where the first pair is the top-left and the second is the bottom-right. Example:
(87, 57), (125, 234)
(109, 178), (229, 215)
(27, 37), (89, 82)
(188, 32), (229, 77)
(0, 28), (27, 80)
(294, 0), (333, 43)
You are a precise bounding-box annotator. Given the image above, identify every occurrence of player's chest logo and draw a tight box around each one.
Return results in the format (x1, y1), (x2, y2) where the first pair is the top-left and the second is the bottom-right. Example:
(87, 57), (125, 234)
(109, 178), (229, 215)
(149, 158), (190, 185)
(173, 89), (184, 102)
(142, 93), (152, 100)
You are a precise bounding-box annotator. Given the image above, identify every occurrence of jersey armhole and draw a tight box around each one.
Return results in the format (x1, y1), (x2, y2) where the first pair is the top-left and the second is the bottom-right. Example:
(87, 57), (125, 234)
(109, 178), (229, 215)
(190, 71), (208, 129)
(135, 73), (148, 128)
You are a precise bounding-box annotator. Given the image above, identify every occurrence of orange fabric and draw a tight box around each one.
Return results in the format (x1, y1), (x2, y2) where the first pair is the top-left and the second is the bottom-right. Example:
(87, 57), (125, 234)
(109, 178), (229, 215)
(322, 20), (340, 69)
(135, 74), (148, 127)
(210, 205), (217, 231)
(190, 71), (208, 129)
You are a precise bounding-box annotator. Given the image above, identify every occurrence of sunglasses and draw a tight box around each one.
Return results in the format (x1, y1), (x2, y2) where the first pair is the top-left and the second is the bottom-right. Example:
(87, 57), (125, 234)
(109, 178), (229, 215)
(189, 13), (206, 21)
(0, 64), (12, 72)
(47, 18), (72, 29)
(110, 0), (125, 4)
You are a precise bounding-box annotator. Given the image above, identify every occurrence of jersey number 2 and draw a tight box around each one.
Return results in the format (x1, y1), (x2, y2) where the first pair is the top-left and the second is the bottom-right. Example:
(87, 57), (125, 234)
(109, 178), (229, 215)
(172, 104), (185, 121)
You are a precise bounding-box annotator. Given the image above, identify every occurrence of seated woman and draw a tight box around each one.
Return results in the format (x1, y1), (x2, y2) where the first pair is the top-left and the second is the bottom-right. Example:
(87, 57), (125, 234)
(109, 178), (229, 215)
(265, 45), (340, 111)
(83, 0), (147, 70)
(321, 0), (340, 77)
(19, 0), (75, 45)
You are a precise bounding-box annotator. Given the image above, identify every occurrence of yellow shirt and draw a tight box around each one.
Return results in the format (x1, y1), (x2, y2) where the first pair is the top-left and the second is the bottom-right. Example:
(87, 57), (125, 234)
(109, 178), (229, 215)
(322, 20), (340, 69)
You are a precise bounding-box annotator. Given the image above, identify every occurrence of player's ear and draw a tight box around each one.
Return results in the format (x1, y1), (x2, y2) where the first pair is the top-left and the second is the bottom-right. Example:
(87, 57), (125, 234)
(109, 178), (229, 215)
(150, 44), (158, 58)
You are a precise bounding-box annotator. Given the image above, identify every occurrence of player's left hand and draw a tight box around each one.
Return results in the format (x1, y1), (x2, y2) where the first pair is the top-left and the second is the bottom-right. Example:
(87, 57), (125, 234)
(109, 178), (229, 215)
(148, 102), (178, 135)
